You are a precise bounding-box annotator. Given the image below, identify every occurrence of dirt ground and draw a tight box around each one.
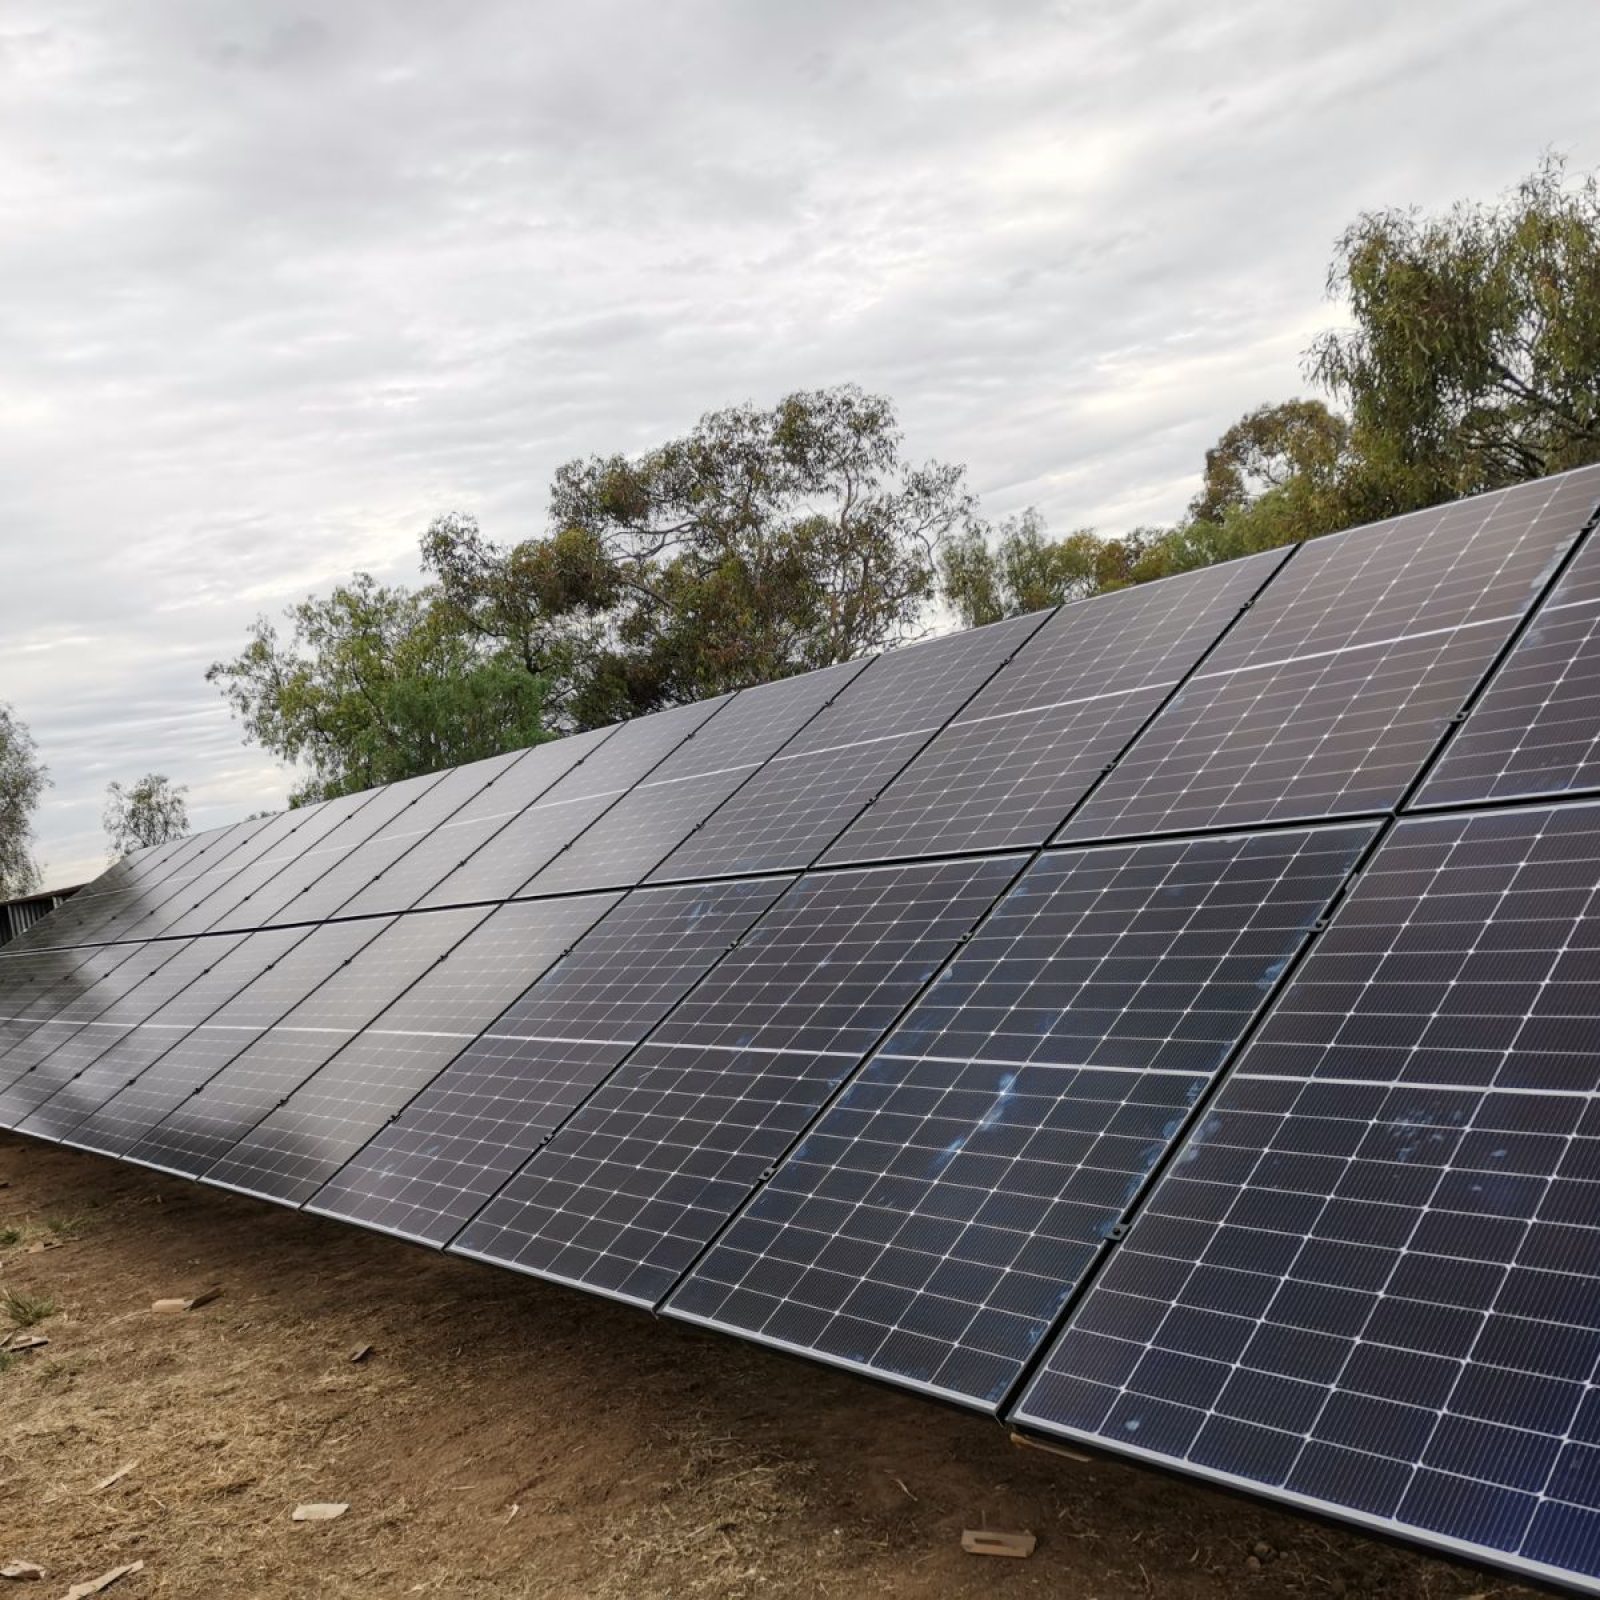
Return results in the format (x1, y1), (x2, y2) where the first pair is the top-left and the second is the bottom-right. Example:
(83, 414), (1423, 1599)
(0, 1133), (1534, 1600)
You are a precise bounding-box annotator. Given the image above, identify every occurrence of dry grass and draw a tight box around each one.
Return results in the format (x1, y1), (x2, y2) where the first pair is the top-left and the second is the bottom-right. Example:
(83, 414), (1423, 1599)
(0, 1132), (1531, 1600)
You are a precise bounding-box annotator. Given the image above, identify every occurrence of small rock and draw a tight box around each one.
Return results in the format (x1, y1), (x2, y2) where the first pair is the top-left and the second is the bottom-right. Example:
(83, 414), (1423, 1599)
(0, 1559), (46, 1580)
(1253, 1541), (1273, 1559)
(1245, 1555), (1262, 1572)
(291, 1502), (349, 1522)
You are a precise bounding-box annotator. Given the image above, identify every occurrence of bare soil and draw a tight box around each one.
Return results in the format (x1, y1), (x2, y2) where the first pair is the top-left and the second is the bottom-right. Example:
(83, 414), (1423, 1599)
(0, 1132), (1532, 1599)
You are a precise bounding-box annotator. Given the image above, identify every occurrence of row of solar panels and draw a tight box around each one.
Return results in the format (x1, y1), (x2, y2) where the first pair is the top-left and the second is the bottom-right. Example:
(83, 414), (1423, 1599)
(5, 464), (1600, 1593)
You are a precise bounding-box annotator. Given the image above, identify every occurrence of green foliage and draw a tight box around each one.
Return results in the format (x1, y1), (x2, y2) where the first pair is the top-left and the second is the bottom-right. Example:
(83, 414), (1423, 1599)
(0, 703), (47, 897)
(2, 1289), (56, 1328)
(104, 773), (190, 857)
(1311, 153), (1600, 507)
(426, 386), (971, 723)
(942, 510), (1152, 627)
(0, 1227), (20, 1249)
(208, 574), (554, 804)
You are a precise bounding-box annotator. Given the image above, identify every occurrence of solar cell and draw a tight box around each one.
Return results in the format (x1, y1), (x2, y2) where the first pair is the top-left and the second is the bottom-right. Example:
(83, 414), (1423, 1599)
(418, 701), (726, 910)
(1419, 515), (1600, 807)
(17, 926), (312, 1143)
(823, 550), (1285, 864)
(66, 919), (390, 1160)
(309, 876), (793, 1245)
(667, 825), (1372, 1407)
(0, 938), (226, 1118)
(328, 731), (614, 918)
(452, 854), (1022, 1306)
(1014, 800), (1600, 1592)
(124, 910), (486, 1180)
(1062, 467), (1600, 842)
(200, 897), (620, 1205)
(522, 661), (868, 896)
(648, 613), (1050, 882)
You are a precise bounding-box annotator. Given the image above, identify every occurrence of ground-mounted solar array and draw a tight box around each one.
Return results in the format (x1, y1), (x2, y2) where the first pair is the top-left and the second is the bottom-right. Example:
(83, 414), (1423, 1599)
(6, 464), (1600, 1593)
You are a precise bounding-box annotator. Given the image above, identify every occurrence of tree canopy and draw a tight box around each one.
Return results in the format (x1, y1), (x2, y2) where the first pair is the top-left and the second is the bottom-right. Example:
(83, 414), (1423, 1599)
(212, 156), (1600, 801)
(0, 703), (48, 897)
(104, 773), (191, 856)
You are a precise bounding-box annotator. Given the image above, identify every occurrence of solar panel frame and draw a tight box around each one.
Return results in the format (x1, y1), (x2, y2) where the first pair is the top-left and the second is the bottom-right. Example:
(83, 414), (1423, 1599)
(306, 875), (795, 1245)
(1012, 798), (1600, 1595)
(665, 823), (1375, 1409)
(821, 549), (1288, 864)
(647, 612), (1053, 883)
(450, 854), (1025, 1308)
(1061, 468), (1600, 843)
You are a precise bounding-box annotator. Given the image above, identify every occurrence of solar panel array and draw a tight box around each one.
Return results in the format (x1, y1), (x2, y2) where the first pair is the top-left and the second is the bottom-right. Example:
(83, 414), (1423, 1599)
(6, 464), (1600, 1594)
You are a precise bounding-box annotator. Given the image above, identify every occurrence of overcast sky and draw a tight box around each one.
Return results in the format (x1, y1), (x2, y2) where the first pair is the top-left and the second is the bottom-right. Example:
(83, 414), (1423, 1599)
(2, 1), (1597, 888)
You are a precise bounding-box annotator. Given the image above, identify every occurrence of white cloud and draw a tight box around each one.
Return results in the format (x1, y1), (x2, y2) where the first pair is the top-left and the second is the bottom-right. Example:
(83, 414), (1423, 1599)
(1, 0), (1596, 886)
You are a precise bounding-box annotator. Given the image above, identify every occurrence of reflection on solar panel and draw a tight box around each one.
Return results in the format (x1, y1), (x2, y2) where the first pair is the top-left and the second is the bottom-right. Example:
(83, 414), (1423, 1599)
(1064, 468), (1600, 842)
(824, 550), (1285, 863)
(62, 920), (391, 1160)
(668, 825), (1371, 1405)
(453, 856), (1022, 1304)
(0, 934), (250, 1126)
(8, 466), (1600, 1594)
(0, 941), (196, 1092)
(524, 662), (868, 896)
(648, 612), (1049, 881)
(201, 897), (619, 1204)
(309, 876), (793, 1244)
(124, 910), (487, 1180)
(1014, 803), (1600, 1591)
(1420, 521), (1600, 808)
(18, 925), (312, 1143)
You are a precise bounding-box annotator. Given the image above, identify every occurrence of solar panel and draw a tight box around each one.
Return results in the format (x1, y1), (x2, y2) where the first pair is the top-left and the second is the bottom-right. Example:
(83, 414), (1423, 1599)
(0, 938), (227, 1117)
(199, 896), (622, 1204)
(0, 940), (194, 1088)
(1061, 469), (1600, 842)
(326, 732), (614, 919)
(417, 701), (725, 910)
(0, 944), (115, 1052)
(666, 824), (1372, 1407)
(451, 854), (1023, 1306)
(1418, 516), (1600, 808)
(1014, 800), (1600, 1592)
(123, 909), (488, 1180)
(240, 750), (527, 928)
(64, 919), (391, 1161)
(198, 769), (460, 933)
(308, 875), (794, 1246)
(521, 662), (869, 896)
(148, 790), (384, 939)
(8, 819), (263, 952)
(648, 613), (1051, 882)
(16, 925), (313, 1143)
(823, 550), (1285, 864)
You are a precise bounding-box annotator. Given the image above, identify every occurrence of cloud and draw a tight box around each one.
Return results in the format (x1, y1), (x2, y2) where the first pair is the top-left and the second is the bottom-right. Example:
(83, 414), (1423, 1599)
(0, 0), (1595, 885)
